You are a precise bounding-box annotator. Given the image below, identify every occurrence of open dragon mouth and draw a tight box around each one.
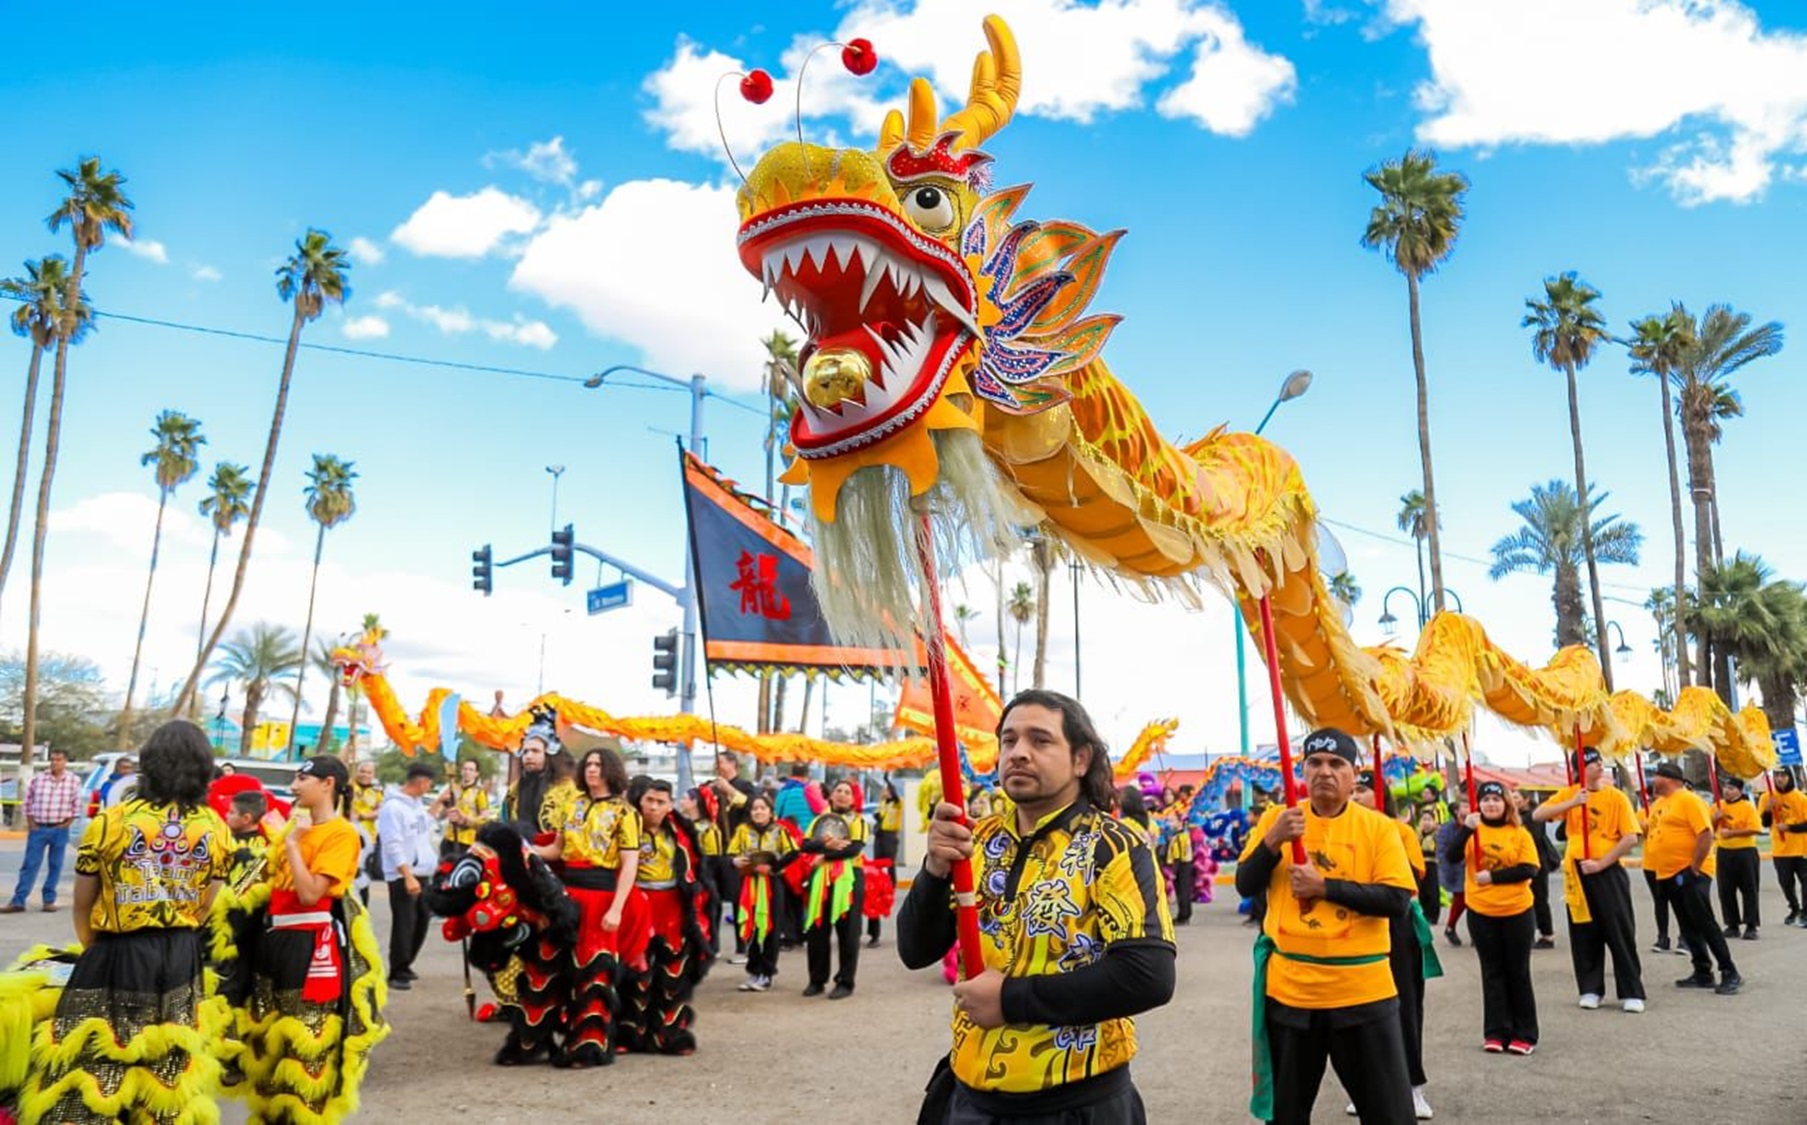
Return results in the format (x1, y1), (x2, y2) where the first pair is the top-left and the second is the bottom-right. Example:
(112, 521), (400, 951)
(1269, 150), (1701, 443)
(738, 200), (980, 458)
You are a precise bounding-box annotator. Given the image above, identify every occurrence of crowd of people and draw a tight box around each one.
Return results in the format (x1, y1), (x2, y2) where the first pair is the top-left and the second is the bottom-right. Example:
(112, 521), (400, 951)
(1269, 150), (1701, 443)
(2, 694), (1800, 1124)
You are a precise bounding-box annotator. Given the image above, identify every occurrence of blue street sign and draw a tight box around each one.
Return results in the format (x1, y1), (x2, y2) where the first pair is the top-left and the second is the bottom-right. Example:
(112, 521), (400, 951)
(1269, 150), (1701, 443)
(1775, 727), (1802, 767)
(587, 579), (633, 615)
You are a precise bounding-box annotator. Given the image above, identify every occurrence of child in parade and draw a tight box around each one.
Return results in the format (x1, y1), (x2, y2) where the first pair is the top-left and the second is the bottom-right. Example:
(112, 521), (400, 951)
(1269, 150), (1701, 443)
(729, 793), (798, 992)
(1445, 781), (1541, 1055)
(801, 779), (868, 999)
(618, 776), (713, 1055)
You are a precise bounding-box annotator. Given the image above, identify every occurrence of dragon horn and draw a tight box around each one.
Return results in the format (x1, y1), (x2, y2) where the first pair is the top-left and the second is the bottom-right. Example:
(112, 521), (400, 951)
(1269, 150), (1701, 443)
(942, 15), (1020, 152)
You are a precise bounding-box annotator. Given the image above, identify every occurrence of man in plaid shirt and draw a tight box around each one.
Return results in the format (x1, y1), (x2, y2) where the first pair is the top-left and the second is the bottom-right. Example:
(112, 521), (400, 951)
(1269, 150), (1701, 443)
(3, 749), (81, 913)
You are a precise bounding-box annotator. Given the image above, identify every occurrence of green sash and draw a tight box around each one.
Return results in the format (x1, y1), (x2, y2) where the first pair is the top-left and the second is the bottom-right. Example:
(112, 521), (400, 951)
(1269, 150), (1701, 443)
(1410, 900), (1444, 980)
(1249, 935), (1389, 1120)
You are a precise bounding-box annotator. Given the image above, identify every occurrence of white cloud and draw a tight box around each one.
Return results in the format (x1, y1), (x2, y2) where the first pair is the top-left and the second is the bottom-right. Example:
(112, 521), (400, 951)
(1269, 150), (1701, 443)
(390, 187), (543, 258)
(117, 237), (169, 264)
(509, 179), (785, 390)
(341, 314), (390, 340)
(487, 136), (581, 188)
(642, 0), (1295, 163)
(1381, 0), (1807, 205)
(373, 290), (557, 350)
(191, 265), (222, 282)
(347, 236), (386, 265)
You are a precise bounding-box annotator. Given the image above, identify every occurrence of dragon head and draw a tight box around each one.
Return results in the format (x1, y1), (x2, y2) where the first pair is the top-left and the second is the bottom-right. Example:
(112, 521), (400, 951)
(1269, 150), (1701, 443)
(329, 627), (386, 689)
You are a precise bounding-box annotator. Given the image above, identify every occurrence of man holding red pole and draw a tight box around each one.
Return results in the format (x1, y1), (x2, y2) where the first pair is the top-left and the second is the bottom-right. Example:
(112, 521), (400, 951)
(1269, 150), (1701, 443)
(1757, 769), (1807, 926)
(1533, 747), (1645, 1012)
(1238, 728), (1419, 1124)
(899, 690), (1176, 1123)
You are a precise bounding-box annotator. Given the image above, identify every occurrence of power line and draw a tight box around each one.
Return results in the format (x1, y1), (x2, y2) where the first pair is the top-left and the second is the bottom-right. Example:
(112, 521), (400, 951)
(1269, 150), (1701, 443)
(1319, 515), (1653, 595)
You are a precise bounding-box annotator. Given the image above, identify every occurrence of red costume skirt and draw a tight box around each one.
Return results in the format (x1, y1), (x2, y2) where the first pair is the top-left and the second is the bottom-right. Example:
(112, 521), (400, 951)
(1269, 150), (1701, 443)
(564, 869), (651, 973)
(642, 886), (687, 953)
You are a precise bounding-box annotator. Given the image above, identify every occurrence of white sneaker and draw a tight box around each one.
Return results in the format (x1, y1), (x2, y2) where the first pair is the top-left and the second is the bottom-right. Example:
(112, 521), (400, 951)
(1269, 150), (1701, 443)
(1578, 993), (1602, 1009)
(1412, 1086), (1434, 1120)
(736, 977), (757, 991)
(749, 975), (772, 992)
(1622, 998), (1645, 1013)
(727, 954), (747, 965)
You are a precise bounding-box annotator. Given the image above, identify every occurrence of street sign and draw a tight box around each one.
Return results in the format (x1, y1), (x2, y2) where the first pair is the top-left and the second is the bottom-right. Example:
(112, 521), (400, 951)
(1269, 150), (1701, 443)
(1775, 727), (1802, 767)
(587, 579), (633, 615)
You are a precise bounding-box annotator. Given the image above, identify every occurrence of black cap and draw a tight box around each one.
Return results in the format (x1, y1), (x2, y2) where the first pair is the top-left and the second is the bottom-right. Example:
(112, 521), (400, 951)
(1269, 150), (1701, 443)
(1653, 761), (1686, 782)
(296, 755), (349, 789)
(1580, 748), (1602, 766)
(1722, 773), (1746, 790)
(1476, 780), (1506, 801)
(1300, 727), (1361, 765)
(1355, 769), (1377, 789)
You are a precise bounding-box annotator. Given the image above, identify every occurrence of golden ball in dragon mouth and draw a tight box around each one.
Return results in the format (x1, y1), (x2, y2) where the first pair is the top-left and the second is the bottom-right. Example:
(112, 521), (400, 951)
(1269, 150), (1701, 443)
(802, 347), (873, 409)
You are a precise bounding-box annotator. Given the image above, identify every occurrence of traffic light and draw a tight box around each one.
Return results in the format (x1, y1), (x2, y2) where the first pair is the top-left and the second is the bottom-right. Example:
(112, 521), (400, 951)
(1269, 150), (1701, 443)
(550, 524), (575, 586)
(471, 545), (493, 596)
(652, 629), (678, 696)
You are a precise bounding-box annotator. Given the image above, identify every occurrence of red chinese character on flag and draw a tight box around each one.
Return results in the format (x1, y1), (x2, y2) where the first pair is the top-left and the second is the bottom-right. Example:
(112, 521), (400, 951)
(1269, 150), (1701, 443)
(730, 550), (792, 620)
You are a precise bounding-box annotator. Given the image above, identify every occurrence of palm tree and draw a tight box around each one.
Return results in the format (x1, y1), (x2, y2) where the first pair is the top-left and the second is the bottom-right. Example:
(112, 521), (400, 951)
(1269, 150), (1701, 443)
(1006, 581), (1035, 695)
(1672, 304), (1783, 676)
(1029, 534), (1060, 689)
(760, 329), (800, 499)
(1627, 307), (1696, 688)
(310, 638), (346, 755)
(1731, 582), (1807, 732)
(1396, 490), (1432, 610)
(118, 410), (206, 745)
(953, 604), (978, 648)
(0, 257), (90, 622)
(1690, 552), (1806, 714)
(1645, 587), (1681, 705)
(287, 454), (358, 749)
(1488, 480), (1642, 649)
(1362, 150), (1469, 616)
(1524, 272), (1615, 688)
(193, 461), (253, 716)
(207, 623), (303, 756)
(172, 229), (351, 717)
(22, 159), (134, 771)
(1327, 572), (1362, 607)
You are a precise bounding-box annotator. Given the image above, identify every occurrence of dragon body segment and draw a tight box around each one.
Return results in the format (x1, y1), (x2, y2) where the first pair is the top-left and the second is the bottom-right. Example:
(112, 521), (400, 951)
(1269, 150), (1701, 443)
(734, 14), (1776, 775)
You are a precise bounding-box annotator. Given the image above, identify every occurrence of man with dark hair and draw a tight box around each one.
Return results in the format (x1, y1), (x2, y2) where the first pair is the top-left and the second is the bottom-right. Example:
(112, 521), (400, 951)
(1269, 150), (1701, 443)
(706, 750), (757, 960)
(1534, 747), (1644, 1012)
(1648, 762), (1741, 995)
(1758, 769), (1807, 926)
(1237, 727), (1417, 1124)
(378, 763), (442, 990)
(3, 748), (79, 914)
(899, 689), (1174, 1122)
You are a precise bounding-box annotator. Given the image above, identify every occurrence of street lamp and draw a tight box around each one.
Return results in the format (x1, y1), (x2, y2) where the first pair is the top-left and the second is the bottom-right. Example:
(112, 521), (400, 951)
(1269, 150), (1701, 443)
(1234, 369), (1316, 781)
(546, 465), (566, 531)
(1606, 620), (1632, 658)
(1378, 585), (1462, 635)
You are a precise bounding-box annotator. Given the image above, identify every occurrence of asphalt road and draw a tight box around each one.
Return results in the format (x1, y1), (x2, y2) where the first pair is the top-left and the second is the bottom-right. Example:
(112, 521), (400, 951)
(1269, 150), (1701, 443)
(2, 838), (1801, 1123)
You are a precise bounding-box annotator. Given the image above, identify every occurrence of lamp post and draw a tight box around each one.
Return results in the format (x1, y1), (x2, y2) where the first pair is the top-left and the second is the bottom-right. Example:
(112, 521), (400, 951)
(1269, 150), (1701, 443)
(546, 464), (565, 531)
(1605, 620), (1632, 659)
(1378, 585), (1463, 635)
(1234, 370), (1314, 805)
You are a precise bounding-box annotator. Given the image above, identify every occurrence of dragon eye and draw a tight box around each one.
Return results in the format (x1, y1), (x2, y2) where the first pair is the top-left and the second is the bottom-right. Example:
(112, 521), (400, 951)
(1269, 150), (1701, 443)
(902, 185), (957, 233)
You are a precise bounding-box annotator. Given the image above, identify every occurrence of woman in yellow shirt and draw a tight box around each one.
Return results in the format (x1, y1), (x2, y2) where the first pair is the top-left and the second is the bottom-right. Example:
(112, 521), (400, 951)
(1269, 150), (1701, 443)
(1445, 780), (1542, 1053)
(241, 753), (389, 1124)
(1712, 774), (1763, 938)
(21, 721), (233, 1125)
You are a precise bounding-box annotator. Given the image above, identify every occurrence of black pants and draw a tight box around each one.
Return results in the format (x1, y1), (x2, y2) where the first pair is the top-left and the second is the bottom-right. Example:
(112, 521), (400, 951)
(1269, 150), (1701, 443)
(875, 829), (899, 864)
(1467, 908), (1538, 1044)
(1530, 871), (1554, 937)
(702, 856), (742, 953)
(1774, 855), (1807, 914)
(1416, 866), (1440, 927)
(1170, 861), (1195, 924)
(387, 878), (430, 979)
(1643, 868), (1671, 940)
(943, 1077), (1146, 1124)
(746, 928), (780, 978)
(1568, 864), (1644, 1001)
(1386, 915), (1426, 1086)
(806, 871), (863, 989)
(1717, 848), (1760, 929)
(1265, 1000), (1414, 1125)
(1666, 871), (1737, 977)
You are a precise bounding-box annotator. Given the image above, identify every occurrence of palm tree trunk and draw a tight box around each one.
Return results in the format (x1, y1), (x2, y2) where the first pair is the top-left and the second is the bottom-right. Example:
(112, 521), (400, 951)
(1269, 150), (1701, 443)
(1414, 537), (1427, 623)
(118, 487), (171, 747)
(1032, 556), (1052, 690)
(1683, 404), (1714, 686)
(288, 524), (326, 757)
(1012, 621), (1024, 696)
(191, 528), (223, 722)
(320, 675), (343, 758)
(0, 343), (44, 624)
(1564, 364), (1613, 691)
(756, 673), (772, 735)
(772, 674), (788, 733)
(21, 243), (88, 772)
(172, 305), (306, 717)
(1552, 564), (1585, 648)
(1406, 272), (1447, 613)
(1657, 373), (1691, 687)
(240, 682), (261, 756)
(993, 560), (1007, 694)
(1706, 457), (1725, 566)
(795, 675), (814, 735)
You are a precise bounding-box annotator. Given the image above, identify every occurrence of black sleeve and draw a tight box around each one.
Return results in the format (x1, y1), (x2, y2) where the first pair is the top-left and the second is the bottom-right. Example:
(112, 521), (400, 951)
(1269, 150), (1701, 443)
(1000, 941), (1175, 1026)
(1234, 840), (1280, 898)
(1760, 809), (1773, 828)
(824, 838), (865, 861)
(1440, 825), (1474, 867)
(1322, 881), (1412, 919)
(1789, 822), (1807, 834)
(897, 867), (957, 970)
(1488, 863), (1539, 885)
(773, 850), (803, 870)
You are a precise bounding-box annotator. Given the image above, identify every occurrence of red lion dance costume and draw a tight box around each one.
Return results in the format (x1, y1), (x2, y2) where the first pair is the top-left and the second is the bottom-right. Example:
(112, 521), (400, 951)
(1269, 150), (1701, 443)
(617, 777), (715, 1055)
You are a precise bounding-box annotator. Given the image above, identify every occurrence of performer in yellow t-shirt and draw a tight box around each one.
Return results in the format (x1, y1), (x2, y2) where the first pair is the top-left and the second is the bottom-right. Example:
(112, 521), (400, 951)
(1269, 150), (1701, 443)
(1444, 781), (1541, 1053)
(1236, 728), (1418, 1125)
(1532, 747), (1644, 1011)
(439, 759), (494, 858)
(1758, 769), (1807, 926)
(1647, 762), (1741, 994)
(1712, 774), (1763, 938)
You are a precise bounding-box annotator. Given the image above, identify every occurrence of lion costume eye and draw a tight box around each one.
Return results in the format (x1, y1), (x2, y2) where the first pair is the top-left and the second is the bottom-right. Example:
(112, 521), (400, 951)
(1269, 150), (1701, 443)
(902, 184), (957, 233)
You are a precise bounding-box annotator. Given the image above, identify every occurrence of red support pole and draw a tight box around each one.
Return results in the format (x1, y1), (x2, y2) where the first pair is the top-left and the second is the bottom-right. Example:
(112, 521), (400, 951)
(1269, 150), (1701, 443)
(1462, 731), (1481, 868)
(1707, 752), (1722, 804)
(1370, 735), (1386, 814)
(912, 510), (985, 980)
(1633, 752), (1651, 814)
(1574, 724), (1592, 861)
(1255, 595), (1307, 867)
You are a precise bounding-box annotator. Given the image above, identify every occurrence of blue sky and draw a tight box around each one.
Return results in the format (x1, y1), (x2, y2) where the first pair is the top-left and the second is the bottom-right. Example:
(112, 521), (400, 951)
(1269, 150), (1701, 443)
(2, 0), (1804, 763)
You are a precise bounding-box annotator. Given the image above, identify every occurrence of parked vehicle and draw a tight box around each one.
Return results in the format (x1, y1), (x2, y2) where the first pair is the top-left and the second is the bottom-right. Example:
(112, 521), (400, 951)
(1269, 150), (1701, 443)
(75, 753), (296, 837)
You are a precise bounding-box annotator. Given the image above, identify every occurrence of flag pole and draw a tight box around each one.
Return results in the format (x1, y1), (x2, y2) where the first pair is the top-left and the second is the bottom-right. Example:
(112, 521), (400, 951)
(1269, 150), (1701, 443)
(1575, 724), (1592, 862)
(1371, 734), (1386, 814)
(1632, 751), (1651, 814)
(1462, 730), (1480, 868)
(1255, 595), (1306, 867)
(911, 505), (985, 979)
